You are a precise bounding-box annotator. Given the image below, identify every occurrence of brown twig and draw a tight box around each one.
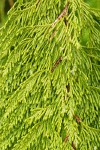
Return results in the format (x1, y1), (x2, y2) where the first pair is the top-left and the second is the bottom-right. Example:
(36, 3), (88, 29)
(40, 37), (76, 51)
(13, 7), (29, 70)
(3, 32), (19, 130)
(72, 141), (76, 150)
(74, 115), (81, 123)
(50, 2), (69, 72)
(50, 2), (69, 41)
(51, 56), (62, 73)
(64, 135), (69, 143)
(51, 2), (69, 27)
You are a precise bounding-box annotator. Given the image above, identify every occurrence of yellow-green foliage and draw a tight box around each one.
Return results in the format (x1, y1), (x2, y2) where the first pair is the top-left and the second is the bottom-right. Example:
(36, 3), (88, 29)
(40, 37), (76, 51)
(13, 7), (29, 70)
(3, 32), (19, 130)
(0, 0), (100, 150)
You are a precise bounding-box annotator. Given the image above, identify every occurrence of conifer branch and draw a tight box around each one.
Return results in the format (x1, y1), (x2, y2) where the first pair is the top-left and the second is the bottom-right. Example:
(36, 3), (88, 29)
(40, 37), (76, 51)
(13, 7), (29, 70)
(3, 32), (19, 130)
(81, 122), (100, 132)
(51, 2), (69, 72)
(50, 2), (69, 40)
(0, 0), (100, 149)
(51, 2), (69, 27)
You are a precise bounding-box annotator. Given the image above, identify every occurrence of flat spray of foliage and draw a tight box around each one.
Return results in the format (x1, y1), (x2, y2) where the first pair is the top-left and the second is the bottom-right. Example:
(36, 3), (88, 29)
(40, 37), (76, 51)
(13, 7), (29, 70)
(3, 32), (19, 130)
(0, 0), (100, 150)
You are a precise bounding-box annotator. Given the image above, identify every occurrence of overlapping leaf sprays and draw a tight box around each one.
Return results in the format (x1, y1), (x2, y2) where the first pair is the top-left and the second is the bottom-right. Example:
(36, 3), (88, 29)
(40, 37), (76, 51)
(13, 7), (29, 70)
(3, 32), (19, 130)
(0, 0), (100, 150)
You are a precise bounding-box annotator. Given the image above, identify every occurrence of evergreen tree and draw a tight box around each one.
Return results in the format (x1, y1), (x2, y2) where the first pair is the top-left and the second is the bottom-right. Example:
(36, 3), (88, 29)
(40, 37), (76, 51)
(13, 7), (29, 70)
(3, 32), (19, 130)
(0, 0), (100, 149)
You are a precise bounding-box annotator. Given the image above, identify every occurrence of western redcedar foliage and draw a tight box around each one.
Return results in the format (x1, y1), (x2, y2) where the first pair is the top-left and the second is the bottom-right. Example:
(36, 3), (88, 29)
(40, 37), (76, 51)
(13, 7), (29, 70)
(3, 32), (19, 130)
(0, 0), (100, 150)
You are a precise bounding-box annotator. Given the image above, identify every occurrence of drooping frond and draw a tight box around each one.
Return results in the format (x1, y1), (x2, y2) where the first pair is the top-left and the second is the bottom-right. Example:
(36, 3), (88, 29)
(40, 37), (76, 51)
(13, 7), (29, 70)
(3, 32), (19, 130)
(0, 0), (100, 150)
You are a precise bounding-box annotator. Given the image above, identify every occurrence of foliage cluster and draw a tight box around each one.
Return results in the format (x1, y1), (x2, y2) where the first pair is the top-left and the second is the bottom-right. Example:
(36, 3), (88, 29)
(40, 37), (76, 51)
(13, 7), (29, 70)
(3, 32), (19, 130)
(0, 0), (100, 150)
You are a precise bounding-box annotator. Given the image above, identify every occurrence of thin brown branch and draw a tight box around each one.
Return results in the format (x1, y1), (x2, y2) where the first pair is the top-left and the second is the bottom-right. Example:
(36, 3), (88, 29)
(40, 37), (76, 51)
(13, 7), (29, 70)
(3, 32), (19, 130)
(50, 2), (69, 73)
(51, 56), (62, 73)
(74, 115), (81, 123)
(64, 135), (69, 142)
(72, 141), (76, 150)
(51, 2), (69, 27)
